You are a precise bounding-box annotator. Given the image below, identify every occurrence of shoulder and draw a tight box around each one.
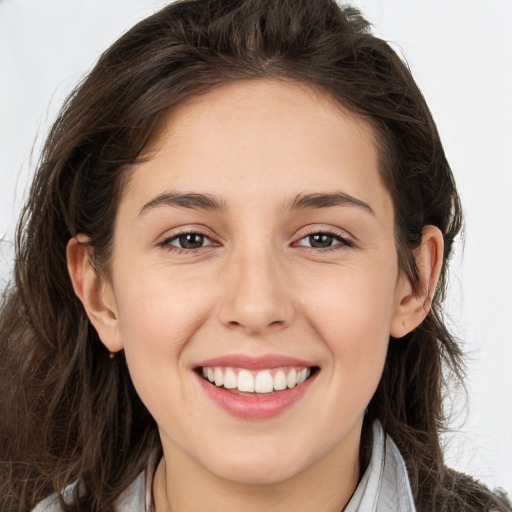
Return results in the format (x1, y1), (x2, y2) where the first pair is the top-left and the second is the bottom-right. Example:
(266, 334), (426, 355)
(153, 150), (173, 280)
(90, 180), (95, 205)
(31, 467), (152, 512)
(31, 478), (80, 512)
(31, 484), (75, 512)
(434, 469), (512, 512)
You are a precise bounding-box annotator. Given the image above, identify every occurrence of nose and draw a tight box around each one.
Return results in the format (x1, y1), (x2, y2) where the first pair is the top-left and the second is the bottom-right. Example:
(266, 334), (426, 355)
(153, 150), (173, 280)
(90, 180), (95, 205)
(217, 247), (295, 335)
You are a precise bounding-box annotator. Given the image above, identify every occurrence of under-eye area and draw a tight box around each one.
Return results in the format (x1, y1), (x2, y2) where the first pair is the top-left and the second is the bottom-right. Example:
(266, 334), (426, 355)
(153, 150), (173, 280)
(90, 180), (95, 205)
(196, 366), (321, 395)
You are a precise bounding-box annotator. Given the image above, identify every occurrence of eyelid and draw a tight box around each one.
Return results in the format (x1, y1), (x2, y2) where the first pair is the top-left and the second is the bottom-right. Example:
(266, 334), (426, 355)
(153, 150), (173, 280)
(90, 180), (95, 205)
(168, 234), (216, 248)
(155, 224), (355, 253)
(156, 225), (221, 251)
(292, 226), (356, 249)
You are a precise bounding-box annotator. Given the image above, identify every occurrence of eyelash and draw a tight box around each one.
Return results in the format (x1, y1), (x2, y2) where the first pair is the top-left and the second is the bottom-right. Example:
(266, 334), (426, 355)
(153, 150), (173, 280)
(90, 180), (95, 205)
(294, 231), (355, 251)
(157, 229), (219, 254)
(157, 229), (355, 254)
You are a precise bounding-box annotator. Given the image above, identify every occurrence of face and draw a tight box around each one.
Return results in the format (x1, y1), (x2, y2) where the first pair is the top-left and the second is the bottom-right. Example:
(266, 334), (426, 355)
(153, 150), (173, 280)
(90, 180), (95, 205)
(100, 80), (409, 484)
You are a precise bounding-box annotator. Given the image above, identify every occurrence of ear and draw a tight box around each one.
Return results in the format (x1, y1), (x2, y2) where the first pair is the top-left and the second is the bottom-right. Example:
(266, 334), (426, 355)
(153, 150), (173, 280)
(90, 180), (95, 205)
(390, 225), (444, 338)
(66, 236), (123, 353)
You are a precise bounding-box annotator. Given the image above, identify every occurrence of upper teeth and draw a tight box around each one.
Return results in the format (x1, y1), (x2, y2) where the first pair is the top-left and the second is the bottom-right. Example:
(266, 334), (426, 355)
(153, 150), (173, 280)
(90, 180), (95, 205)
(201, 366), (311, 394)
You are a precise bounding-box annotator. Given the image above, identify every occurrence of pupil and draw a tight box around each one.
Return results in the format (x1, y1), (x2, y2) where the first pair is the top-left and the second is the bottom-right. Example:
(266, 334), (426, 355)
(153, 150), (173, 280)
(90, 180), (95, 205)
(309, 234), (333, 248)
(179, 234), (204, 249)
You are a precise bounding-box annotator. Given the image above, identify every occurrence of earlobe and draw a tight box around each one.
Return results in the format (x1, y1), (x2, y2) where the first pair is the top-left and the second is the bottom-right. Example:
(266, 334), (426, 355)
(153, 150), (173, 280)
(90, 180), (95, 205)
(66, 236), (123, 353)
(390, 225), (444, 338)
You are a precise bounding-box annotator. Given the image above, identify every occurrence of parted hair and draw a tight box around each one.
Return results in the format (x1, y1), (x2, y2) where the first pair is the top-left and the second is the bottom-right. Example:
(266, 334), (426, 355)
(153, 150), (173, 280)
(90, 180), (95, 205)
(0, 1), (509, 511)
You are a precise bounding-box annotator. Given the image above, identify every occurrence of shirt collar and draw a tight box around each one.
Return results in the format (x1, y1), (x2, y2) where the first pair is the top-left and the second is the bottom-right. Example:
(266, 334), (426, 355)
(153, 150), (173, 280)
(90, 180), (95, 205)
(345, 421), (417, 512)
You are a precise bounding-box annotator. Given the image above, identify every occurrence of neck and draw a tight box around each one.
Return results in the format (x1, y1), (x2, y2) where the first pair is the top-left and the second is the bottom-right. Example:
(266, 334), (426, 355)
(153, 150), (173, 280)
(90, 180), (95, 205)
(152, 427), (362, 512)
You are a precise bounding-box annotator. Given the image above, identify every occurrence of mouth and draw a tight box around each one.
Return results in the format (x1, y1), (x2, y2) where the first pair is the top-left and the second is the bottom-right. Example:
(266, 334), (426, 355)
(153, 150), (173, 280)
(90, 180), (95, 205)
(195, 365), (320, 396)
(193, 354), (320, 419)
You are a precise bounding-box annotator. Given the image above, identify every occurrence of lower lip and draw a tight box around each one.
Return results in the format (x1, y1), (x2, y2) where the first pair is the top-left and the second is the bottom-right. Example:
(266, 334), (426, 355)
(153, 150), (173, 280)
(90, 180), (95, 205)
(195, 371), (318, 420)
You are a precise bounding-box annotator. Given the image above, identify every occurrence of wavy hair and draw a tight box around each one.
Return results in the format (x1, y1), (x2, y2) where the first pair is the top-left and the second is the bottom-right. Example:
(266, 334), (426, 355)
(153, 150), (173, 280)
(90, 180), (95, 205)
(0, 1), (508, 510)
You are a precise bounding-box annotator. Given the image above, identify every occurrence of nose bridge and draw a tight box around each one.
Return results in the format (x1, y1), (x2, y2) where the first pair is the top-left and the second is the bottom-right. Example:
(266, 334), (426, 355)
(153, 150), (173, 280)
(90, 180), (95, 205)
(217, 239), (293, 333)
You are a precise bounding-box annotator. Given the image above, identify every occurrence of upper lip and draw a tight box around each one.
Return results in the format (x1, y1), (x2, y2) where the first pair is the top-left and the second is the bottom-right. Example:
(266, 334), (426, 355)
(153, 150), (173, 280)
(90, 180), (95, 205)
(195, 354), (317, 370)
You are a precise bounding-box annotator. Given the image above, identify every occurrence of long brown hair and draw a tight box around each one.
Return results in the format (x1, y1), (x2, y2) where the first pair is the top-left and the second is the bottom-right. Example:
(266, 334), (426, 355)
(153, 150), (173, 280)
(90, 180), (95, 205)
(0, 1), (508, 511)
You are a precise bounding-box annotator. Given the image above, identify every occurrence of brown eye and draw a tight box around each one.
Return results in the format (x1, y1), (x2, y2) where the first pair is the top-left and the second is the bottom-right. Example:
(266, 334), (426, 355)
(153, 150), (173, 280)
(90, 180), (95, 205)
(176, 233), (206, 249)
(307, 234), (335, 248)
(158, 230), (218, 253)
(296, 232), (354, 250)
(160, 232), (215, 251)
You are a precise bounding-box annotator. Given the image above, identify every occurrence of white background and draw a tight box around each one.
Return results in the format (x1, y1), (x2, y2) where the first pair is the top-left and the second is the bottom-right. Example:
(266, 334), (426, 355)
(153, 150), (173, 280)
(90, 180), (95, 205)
(0, 0), (511, 494)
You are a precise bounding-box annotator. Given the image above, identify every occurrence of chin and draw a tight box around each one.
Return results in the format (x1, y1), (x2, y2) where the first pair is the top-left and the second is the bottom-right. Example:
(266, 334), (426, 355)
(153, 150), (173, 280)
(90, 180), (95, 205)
(206, 453), (305, 485)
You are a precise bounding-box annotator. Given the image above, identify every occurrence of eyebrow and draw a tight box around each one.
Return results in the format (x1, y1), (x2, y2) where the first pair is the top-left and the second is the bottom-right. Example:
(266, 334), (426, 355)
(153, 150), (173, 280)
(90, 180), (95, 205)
(283, 192), (375, 215)
(139, 191), (228, 216)
(138, 190), (374, 217)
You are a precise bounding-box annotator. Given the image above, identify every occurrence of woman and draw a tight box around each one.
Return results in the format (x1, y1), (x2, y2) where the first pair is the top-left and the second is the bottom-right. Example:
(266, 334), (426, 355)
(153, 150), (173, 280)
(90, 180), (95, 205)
(0, 0), (509, 510)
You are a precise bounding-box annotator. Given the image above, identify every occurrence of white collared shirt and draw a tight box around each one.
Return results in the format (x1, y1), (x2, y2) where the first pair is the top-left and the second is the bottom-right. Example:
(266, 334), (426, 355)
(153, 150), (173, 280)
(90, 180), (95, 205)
(345, 421), (416, 511)
(34, 421), (416, 512)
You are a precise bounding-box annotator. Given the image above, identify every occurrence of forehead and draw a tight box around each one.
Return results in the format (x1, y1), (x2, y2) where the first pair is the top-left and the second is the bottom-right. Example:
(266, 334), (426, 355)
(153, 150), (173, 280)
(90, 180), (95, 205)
(146, 79), (375, 158)
(122, 79), (390, 217)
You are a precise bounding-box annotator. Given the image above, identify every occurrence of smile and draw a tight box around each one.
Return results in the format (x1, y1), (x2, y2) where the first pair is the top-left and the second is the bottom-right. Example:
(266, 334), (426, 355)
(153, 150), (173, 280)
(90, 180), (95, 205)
(200, 366), (313, 394)
(194, 355), (320, 420)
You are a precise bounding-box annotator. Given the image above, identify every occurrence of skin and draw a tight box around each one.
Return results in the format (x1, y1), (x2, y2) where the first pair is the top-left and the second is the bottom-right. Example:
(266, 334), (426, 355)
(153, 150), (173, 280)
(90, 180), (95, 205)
(67, 79), (443, 512)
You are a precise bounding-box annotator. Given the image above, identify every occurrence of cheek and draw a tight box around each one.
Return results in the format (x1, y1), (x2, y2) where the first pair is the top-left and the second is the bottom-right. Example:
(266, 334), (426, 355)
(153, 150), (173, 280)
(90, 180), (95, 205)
(303, 262), (397, 337)
(111, 267), (216, 396)
(115, 264), (211, 342)
(298, 265), (397, 426)
(298, 259), (398, 382)
(112, 270), (215, 426)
